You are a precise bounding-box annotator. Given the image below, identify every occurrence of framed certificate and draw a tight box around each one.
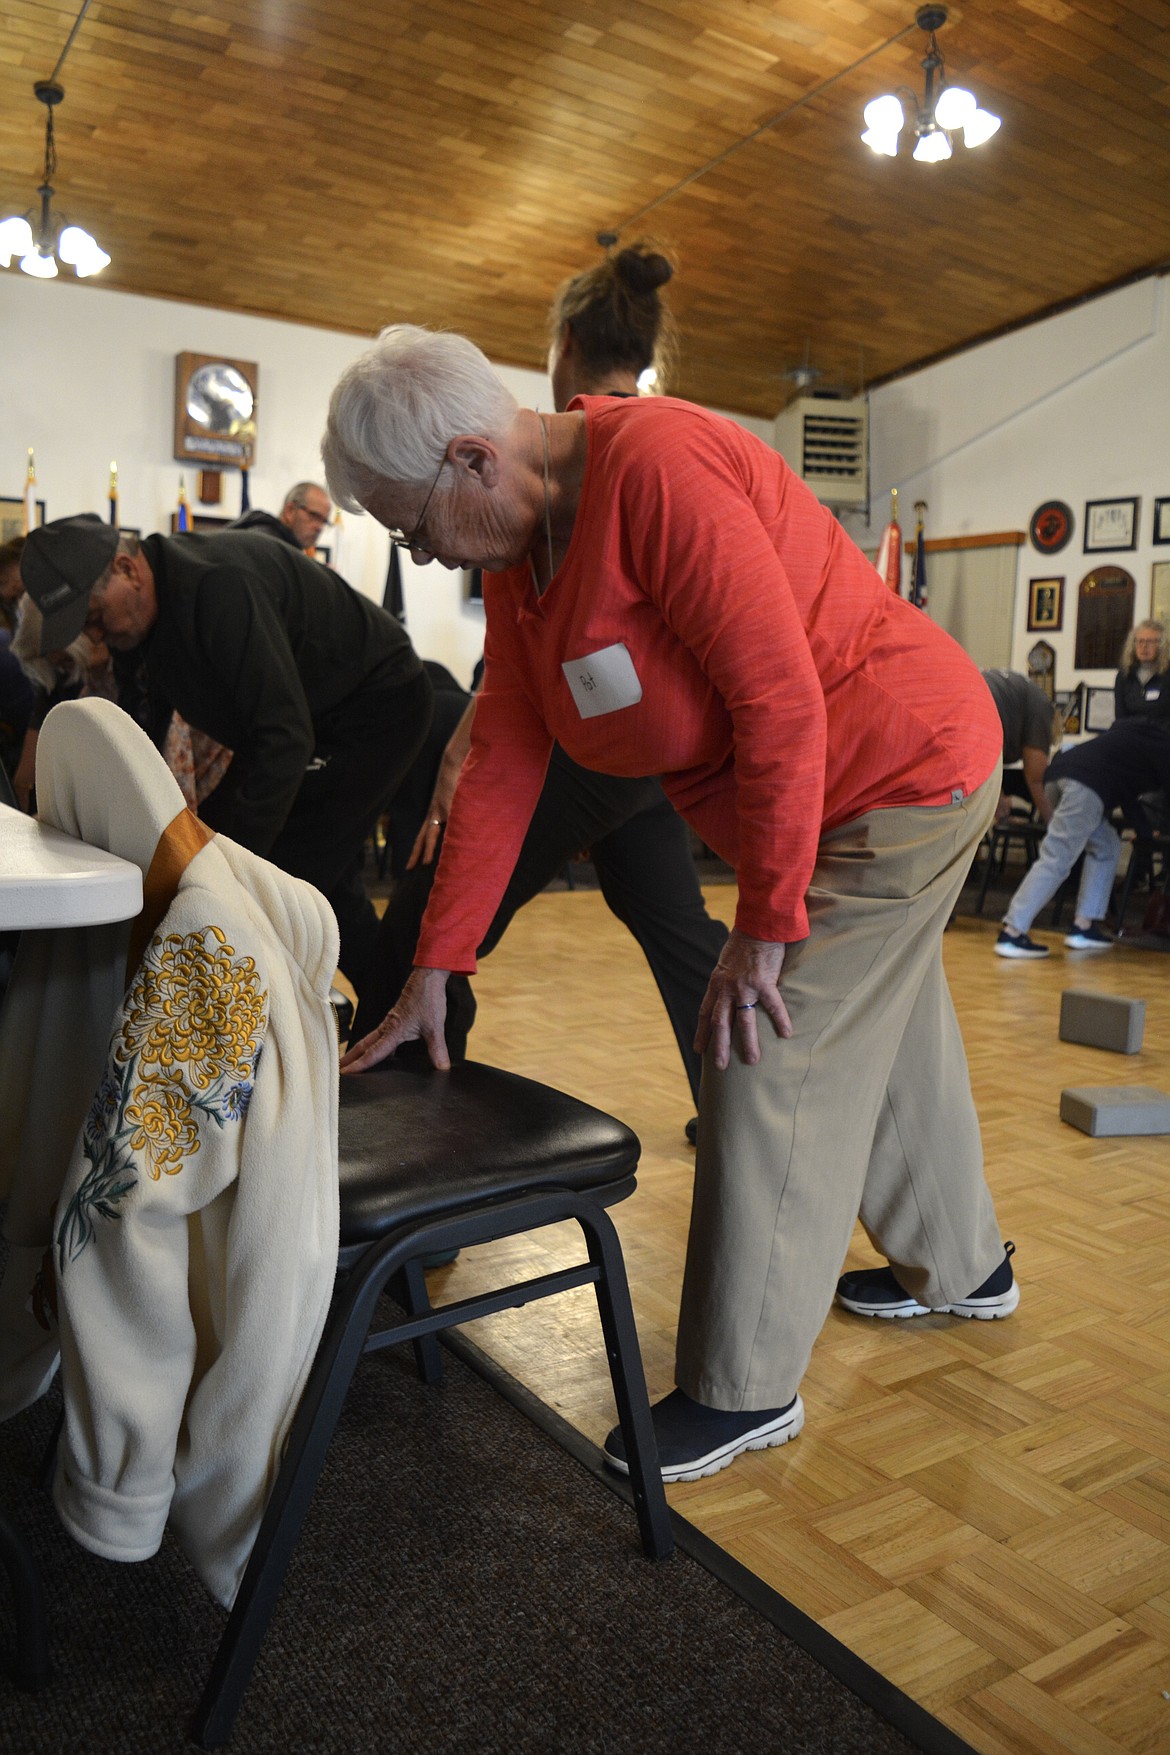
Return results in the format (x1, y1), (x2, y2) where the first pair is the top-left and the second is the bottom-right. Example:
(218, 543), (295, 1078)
(1152, 560), (1170, 626)
(1084, 686), (1116, 734)
(1084, 497), (1139, 553)
(1152, 498), (1170, 547)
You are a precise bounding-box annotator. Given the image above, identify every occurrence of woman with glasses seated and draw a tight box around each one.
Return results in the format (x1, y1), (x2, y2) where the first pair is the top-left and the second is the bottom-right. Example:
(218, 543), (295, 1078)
(321, 298), (1013, 1485)
(1114, 620), (1170, 724)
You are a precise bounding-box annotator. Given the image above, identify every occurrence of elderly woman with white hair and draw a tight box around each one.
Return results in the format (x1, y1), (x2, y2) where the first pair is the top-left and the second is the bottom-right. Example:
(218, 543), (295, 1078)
(323, 324), (1015, 1484)
(1114, 618), (1170, 724)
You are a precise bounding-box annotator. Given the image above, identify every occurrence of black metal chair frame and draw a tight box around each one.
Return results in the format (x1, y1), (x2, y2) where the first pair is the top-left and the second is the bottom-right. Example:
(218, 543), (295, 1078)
(1115, 827), (1169, 934)
(192, 1151), (672, 1745)
(974, 814), (1046, 916)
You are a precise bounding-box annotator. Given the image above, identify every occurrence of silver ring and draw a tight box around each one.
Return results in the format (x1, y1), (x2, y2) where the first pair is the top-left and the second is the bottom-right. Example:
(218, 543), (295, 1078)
(736, 1002), (756, 1011)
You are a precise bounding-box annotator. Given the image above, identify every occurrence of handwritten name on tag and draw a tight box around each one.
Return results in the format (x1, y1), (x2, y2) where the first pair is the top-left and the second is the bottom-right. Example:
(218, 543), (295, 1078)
(562, 642), (643, 719)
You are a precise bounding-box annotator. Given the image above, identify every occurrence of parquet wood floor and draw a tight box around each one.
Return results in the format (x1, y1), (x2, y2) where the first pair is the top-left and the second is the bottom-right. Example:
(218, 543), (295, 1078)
(421, 882), (1170, 1755)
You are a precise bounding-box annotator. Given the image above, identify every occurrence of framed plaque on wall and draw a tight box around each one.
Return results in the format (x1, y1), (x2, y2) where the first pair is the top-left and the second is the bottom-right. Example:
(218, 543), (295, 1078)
(174, 352), (258, 468)
(1074, 566), (1134, 669)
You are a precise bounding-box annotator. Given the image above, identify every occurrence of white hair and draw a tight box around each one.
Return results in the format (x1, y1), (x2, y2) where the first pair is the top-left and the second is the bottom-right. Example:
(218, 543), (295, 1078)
(321, 325), (520, 513)
(12, 597), (93, 683)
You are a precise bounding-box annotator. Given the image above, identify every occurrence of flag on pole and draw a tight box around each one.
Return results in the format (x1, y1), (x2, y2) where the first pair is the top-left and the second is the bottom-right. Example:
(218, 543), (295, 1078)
(329, 510), (343, 575)
(383, 544), (405, 621)
(239, 465), (251, 514)
(910, 500), (929, 611)
(108, 461), (119, 527)
(874, 487), (902, 594)
(23, 449), (37, 534)
(177, 476), (191, 533)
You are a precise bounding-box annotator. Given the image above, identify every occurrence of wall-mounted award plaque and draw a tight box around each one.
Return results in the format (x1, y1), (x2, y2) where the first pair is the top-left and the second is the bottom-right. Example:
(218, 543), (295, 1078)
(174, 352), (258, 467)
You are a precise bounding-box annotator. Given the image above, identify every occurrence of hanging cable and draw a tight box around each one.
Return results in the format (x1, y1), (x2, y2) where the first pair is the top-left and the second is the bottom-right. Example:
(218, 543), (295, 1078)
(47, 0), (95, 86)
(600, 22), (918, 240)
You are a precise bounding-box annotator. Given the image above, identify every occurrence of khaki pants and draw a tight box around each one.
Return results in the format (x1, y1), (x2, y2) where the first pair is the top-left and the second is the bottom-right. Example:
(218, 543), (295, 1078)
(676, 767), (1003, 1411)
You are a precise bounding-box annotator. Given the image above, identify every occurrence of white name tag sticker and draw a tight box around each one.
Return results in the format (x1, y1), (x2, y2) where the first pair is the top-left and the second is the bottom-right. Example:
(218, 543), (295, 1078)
(561, 642), (643, 719)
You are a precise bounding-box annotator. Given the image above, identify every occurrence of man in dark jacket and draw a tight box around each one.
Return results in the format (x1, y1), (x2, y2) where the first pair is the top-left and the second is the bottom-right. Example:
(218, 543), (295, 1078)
(995, 716), (1170, 958)
(21, 514), (430, 1000)
(230, 481), (333, 552)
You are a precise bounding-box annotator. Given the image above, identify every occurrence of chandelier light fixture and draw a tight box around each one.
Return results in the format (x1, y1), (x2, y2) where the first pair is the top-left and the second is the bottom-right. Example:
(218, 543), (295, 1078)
(861, 6), (1001, 164)
(0, 78), (110, 279)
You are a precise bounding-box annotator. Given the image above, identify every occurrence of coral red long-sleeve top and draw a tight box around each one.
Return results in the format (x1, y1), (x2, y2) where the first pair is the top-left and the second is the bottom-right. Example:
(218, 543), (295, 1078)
(416, 396), (1001, 973)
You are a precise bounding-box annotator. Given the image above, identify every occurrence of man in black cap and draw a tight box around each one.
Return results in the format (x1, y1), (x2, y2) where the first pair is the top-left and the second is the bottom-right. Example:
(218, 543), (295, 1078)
(21, 514), (431, 1001)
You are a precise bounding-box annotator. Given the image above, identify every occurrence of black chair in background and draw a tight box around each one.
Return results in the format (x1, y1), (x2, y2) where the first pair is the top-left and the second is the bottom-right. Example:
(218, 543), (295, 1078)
(974, 811), (1046, 915)
(193, 1058), (670, 1747)
(1115, 827), (1170, 935)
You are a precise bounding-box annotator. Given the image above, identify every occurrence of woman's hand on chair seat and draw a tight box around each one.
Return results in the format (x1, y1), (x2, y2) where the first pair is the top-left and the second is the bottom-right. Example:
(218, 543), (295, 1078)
(340, 968), (452, 1073)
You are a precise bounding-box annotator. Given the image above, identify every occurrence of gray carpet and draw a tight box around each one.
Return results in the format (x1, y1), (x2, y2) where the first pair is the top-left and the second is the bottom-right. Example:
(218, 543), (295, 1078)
(1, 1336), (957, 1755)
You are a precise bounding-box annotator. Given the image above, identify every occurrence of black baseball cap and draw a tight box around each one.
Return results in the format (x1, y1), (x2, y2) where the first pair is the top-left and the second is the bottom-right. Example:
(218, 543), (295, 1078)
(20, 514), (120, 654)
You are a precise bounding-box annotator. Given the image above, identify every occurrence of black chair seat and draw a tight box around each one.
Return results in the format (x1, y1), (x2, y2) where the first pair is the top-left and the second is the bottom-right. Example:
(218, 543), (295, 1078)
(339, 1060), (638, 1244)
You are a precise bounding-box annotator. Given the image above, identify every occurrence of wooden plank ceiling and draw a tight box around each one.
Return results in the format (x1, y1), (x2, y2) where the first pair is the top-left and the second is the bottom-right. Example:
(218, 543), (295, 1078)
(2, 1), (1169, 417)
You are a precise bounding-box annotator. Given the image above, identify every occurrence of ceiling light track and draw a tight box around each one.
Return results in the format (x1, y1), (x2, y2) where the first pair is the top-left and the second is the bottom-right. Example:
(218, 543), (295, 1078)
(600, 20), (919, 242)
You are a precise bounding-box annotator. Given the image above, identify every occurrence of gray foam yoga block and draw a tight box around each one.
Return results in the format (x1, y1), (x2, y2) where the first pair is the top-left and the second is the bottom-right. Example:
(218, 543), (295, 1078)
(1060, 1086), (1170, 1137)
(1059, 990), (1145, 1055)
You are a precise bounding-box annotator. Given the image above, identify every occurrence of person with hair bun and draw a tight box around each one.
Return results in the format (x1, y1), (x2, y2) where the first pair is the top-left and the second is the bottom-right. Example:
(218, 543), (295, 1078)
(350, 243), (729, 1122)
(324, 293), (1013, 1487)
(547, 240), (678, 407)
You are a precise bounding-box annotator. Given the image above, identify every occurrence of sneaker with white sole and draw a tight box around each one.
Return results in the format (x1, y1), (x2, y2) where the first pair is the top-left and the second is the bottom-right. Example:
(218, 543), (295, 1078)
(836, 1242), (1018, 1321)
(604, 1388), (804, 1483)
(995, 929), (1049, 959)
(1064, 924), (1114, 950)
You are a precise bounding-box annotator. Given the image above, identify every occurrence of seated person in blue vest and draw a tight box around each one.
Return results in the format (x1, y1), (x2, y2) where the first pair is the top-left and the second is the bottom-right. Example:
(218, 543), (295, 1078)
(1114, 619), (1170, 725)
(981, 668), (1060, 825)
(19, 515), (430, 1003)
(995, 716), (1170, 958)
(230, 480), (333, 553)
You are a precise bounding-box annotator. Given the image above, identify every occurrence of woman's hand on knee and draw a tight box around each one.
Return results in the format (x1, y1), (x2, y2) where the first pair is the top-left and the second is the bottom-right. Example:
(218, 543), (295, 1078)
(695, 929), (792, 1070)
(340, 967), (453, 1073)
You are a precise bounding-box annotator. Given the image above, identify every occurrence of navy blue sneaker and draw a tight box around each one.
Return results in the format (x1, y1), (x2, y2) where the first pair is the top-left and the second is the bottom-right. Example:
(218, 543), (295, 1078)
(995, 929), (1049, 959)
(604, 1388), (803, 1483)
(1064, 923), (1113, 951)
(836, 1242), (1018, 1321)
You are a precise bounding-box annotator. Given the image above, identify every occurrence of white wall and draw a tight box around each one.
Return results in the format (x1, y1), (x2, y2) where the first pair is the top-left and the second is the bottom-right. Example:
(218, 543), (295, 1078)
(841, 273), (1170, 690)
(0, 272), (550, 684)
(0, 271), (778, 686)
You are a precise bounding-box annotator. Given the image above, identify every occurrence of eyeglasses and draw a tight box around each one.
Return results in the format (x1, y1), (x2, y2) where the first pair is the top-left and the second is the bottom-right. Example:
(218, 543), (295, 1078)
(387, 453), (447, 552)
(296, 505), (331, 526)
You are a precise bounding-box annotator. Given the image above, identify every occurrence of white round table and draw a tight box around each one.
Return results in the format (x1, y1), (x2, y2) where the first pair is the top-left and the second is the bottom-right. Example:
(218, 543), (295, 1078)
(0, 803), (142, 930)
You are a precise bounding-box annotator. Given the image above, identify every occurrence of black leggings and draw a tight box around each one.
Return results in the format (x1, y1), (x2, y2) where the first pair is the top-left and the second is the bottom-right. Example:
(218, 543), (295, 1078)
(352, 744), (728, 1103)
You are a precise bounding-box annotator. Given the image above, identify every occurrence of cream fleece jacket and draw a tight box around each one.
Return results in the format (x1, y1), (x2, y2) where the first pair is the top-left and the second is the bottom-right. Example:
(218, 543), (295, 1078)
(0, 698), (340, 1608)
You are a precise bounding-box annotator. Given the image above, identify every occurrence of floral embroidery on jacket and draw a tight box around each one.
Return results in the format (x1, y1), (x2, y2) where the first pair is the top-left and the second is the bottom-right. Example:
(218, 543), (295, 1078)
(55, 926), (268, 1268)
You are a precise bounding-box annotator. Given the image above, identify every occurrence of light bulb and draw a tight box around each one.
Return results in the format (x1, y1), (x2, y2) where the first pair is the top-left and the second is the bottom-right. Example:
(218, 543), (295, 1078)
(20, 248), (57, 278)
(863, 94), (905, 135)
(861, 128), (900, 157)
(73, 241), (110, 277)
(913, 128), (952, 163)
(0, 214), (34, 266)
(58, 224), (94, 264)
(962, 108), (1001, 147)
(935, 85), (976, 131)
(636, 366), (658, 393)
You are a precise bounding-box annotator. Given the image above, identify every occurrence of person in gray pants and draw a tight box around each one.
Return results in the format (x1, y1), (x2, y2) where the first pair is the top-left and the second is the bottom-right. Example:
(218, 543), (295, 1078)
(995, 717), (1170, 957)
